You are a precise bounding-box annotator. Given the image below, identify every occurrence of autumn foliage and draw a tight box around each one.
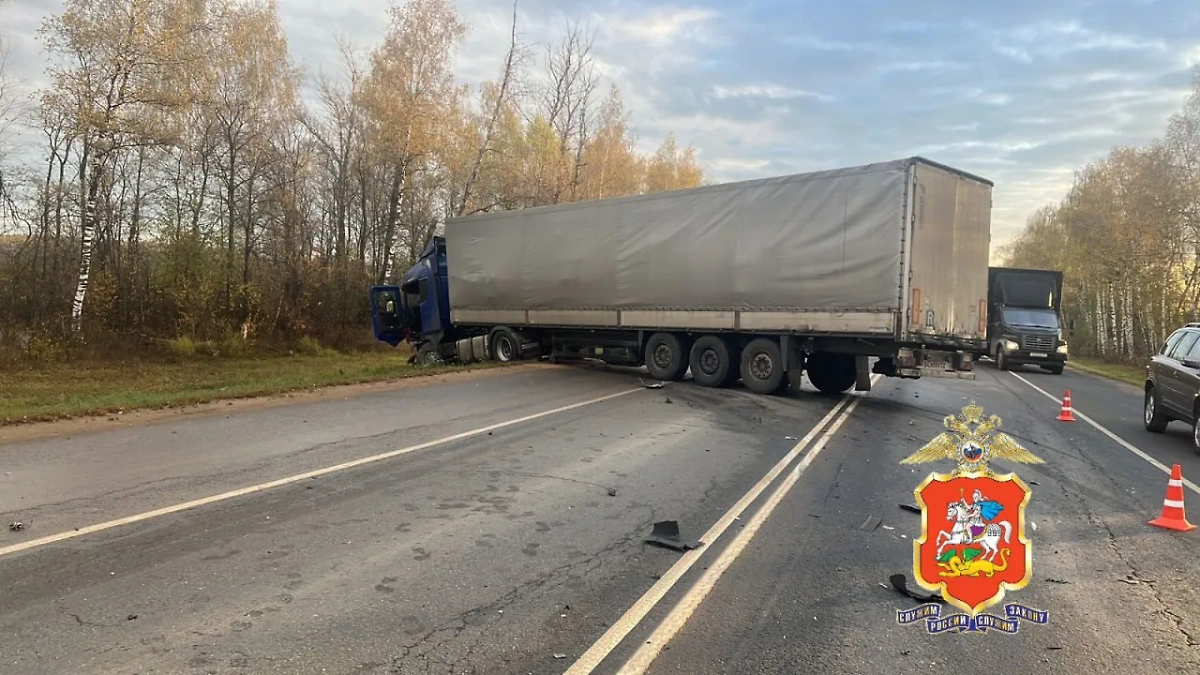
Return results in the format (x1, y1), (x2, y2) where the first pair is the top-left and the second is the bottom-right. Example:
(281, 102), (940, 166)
(0, 0), (705, 361)
(1003, 71), (1200, 363)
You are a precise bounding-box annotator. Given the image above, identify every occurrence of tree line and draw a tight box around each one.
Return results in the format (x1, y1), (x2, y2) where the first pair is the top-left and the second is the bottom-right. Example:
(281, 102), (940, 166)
(0, 0), (705, 360)
(1003, 71), (1200, 363)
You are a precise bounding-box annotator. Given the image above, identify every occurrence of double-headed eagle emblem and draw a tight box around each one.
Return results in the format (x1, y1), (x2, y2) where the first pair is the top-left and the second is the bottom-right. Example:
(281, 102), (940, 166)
(901, 402), (1044, 476)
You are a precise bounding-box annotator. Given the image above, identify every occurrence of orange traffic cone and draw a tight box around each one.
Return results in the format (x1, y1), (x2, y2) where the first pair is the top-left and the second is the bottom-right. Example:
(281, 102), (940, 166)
(1056, 390), (1076, 422)
(1149, 464), (1196, 532)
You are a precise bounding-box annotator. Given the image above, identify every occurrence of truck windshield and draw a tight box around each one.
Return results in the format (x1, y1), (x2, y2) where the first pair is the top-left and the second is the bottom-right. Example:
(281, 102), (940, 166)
(1001, 307), (1059, 329)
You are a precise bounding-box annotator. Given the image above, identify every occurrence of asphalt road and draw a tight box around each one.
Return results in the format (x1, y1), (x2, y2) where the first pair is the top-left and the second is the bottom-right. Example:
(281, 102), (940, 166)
(1, 359), (1198, 675)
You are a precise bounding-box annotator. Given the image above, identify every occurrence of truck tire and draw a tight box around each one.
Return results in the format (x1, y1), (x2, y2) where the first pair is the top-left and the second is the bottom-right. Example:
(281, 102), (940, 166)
(806, 352), (857, 395)
(994, 345), (1009, 371)
(416, 341), (439, 367)
(689, 335), (734, 388)
(645, 332), (689, 381)
(740, 338), (786, 395)
(490, 328), (523, 362)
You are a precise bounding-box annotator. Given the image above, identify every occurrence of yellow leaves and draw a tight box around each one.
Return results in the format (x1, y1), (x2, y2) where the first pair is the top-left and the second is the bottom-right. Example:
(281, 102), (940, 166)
(357, 0), (466, 160)
(38, 0), (214, 145)
(644, 133), (706, 193)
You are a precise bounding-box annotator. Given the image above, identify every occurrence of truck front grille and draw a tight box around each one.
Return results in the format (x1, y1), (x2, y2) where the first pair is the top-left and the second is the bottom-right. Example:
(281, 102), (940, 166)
(1021, 335), (1055, 352)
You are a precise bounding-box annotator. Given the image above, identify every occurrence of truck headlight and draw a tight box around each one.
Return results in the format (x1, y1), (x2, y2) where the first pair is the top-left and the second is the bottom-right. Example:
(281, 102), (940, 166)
(1057, 343), (1068, 355)
(1003, 340), (1019, 351)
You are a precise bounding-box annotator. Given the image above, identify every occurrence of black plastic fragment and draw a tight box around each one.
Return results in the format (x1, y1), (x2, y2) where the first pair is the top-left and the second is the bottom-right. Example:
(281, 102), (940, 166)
(889, 573), (944, 603)
(645, 520), (703, 551)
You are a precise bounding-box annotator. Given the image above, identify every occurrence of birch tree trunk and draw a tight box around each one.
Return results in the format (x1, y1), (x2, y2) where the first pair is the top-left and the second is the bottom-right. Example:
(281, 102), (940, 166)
(70, 145), (105, 334)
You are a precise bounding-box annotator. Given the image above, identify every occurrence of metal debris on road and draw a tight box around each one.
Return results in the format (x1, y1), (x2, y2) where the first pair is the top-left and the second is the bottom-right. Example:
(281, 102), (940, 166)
(638, 379), (666, 389)
(8, 522), (25, 532)
(553, 653), (567, 659)
(860, 515), (882, 532)
(898, 504), (921, 514)
(645, 520), (703, 552)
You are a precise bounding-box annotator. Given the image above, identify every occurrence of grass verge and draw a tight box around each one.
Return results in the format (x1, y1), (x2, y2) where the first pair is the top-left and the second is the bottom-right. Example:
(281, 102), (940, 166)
(0, 351), (509, 425)
(1067, 357), (1145, 388)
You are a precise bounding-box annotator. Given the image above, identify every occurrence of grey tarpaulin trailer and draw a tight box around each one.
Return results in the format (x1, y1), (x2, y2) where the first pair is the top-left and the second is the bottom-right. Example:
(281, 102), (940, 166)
(370, 156), (993, 395)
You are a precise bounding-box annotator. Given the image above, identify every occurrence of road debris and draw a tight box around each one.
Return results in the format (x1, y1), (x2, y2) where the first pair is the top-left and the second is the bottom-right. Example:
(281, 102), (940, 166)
(785, 436), (797, 440)
(888, 573), (944, 603)
(638, 379), (665, 389)
(8, 521), (26, 532)
(645, 520), (703, 552)
(553, 653), (567, 659)
(1045, 578), (1070, 584)
(606, 488), (618, 497)
(898, 503), (921, 514)
(860, 515), (882, 532)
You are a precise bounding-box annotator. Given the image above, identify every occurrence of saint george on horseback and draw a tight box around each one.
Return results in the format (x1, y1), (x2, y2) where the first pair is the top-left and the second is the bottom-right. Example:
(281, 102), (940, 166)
(936, 487), (1012, 562)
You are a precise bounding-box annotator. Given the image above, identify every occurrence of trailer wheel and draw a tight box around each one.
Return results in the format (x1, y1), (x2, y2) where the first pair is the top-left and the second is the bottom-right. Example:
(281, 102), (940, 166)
(645, 332), (688, 381)
(689, 335), (734, 388)
(806, 352), (856, 395)
(490, 328), (522, 362)
(740, 338), (786, 395)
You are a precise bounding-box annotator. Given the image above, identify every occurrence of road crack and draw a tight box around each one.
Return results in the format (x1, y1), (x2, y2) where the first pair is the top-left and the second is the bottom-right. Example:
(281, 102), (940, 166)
(1050, 473), (1199, 648)
(387, 512), (657, 674)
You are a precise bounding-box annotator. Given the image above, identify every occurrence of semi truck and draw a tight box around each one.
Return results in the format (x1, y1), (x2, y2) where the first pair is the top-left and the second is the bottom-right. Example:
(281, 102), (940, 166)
(982, 266), (1068, 374)
(369, 156), (994, 396)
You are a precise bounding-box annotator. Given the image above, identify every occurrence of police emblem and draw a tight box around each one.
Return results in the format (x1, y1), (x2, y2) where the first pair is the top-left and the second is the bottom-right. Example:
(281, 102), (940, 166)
(896, 402), (1051, 633)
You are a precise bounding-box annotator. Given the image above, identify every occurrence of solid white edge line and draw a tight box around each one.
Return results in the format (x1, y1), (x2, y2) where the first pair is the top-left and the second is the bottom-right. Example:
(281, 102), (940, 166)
(615, 391), (867, 674)
(1008, 371), (1200, 496)
(0, 387), (643, 559)
(562, 374), (881, 675)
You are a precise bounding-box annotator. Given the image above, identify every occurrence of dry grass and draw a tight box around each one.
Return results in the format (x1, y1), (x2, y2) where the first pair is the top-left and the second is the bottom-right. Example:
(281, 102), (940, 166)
(0, 351), (508, 425)
(1067, 357), (1146, 388)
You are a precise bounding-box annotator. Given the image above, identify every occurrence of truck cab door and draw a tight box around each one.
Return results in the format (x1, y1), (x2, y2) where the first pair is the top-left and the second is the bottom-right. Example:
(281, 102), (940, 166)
(399, 268), (442, 341)
(369, 285), (406, 347)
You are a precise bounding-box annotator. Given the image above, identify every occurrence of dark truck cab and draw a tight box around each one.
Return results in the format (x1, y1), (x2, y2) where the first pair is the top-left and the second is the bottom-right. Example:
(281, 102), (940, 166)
(986, 266), (1068, 374)
(370, 236), (461, 366)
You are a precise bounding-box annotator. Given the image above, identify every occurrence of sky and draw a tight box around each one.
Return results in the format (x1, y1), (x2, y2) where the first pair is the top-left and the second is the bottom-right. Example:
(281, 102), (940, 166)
(3, 0), (1200, 257)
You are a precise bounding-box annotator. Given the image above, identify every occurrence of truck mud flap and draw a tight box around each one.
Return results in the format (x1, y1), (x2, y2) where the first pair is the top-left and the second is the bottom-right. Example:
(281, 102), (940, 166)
(854, 355), (872, 392)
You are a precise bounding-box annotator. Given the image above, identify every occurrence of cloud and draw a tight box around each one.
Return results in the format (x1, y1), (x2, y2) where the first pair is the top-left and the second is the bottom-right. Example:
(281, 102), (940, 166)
(3, 0), (1199, 255)
(712, 84), (832, 102)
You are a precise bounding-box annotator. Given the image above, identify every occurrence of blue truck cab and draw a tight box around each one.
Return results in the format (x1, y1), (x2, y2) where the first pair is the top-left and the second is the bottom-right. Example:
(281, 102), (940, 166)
(369, 236), (455, 365)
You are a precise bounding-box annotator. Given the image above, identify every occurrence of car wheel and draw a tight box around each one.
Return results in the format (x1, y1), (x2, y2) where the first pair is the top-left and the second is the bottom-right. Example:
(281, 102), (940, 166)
(1193, 403), (1200, 456)
(1144, 387), (1168, 433)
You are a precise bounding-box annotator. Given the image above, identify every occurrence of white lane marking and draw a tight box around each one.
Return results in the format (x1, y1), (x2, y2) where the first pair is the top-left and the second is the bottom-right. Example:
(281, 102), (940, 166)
(0, 387), (642, 560)
(563, 374), (880, 675)
(1008, 372), (1200, 496)
(614, 387), (868, 674)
